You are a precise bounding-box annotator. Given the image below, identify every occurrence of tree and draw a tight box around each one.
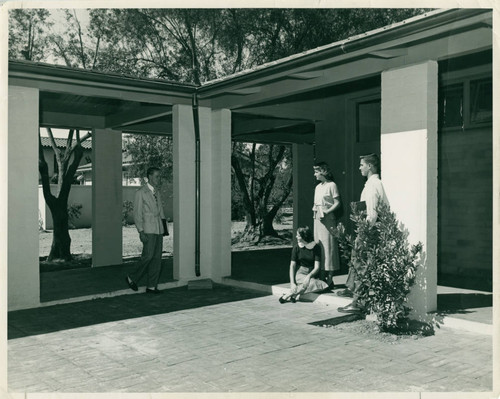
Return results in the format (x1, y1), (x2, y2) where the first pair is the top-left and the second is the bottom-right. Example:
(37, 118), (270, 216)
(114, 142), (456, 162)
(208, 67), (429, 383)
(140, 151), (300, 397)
(38, 128), (91, 261)
(11, 7), (432, 250)
(231, 142), (292, 242)
(48, 9), (104, 69)
(123, 134), (173, 185)
(8, 9), (52, 61)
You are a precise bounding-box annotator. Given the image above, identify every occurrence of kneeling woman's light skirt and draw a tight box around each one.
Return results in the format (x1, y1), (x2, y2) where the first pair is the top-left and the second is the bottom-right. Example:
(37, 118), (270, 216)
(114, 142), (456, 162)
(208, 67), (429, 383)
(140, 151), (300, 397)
(290, 266), (328, 295)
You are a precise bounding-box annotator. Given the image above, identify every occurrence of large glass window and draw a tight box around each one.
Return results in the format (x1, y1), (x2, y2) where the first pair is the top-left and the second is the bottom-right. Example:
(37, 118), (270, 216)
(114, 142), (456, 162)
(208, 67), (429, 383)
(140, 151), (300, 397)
(439, 83), (463, 128)
(470, 77), (492, 124)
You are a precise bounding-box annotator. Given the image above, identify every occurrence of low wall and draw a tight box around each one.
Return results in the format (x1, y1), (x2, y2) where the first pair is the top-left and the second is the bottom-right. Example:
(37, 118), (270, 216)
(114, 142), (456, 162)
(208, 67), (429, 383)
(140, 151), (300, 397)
(39, 183), (174, 229)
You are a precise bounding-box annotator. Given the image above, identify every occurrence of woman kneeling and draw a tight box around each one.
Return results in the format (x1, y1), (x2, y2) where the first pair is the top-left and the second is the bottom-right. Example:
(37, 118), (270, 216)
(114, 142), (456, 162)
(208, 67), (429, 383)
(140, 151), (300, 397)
(279, 226), (328, 304)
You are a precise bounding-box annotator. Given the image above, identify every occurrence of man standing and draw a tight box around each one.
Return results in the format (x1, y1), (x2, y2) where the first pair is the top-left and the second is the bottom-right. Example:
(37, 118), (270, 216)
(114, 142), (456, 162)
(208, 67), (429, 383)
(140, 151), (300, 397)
(337, 153), (389, 313)
(126, 167), (166, 294)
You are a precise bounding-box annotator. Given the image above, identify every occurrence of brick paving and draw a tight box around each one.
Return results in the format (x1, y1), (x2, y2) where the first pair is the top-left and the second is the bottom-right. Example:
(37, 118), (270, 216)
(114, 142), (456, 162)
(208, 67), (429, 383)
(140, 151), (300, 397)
(7, 284), (493, 393)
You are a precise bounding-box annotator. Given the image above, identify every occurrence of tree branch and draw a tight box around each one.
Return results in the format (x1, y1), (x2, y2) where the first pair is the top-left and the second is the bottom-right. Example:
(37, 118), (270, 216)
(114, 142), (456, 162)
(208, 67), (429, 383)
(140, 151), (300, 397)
(46, 127), (63, 196)
(38, 129), (55, 206)
(231, 154), (255, 222)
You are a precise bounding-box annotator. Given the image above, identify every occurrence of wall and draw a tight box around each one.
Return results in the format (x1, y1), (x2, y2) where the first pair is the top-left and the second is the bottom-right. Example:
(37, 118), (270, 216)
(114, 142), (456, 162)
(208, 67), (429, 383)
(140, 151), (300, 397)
(9, 85), (40, 310)
(438, 126), (492, 289)
(39, 183), (174, 229)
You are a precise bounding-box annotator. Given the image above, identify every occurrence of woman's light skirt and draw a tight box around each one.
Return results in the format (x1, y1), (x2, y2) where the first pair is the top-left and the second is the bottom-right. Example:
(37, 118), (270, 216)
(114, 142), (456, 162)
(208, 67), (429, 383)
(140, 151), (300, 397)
(291, 266), (328, 295)
(313, 214), (340, 272)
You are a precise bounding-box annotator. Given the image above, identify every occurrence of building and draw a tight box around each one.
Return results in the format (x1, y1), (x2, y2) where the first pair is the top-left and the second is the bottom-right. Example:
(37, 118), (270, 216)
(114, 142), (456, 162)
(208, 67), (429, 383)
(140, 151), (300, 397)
(7, 9), (494, 312)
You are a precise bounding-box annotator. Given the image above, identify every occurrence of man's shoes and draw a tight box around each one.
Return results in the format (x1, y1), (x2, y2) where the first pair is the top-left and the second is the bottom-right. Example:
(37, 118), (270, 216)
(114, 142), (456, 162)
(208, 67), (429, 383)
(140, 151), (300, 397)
(126, 276), (138, 292)
(146, 288), (161, 294)
(336, 288), (353, 298)
(337, 303), (362, 313)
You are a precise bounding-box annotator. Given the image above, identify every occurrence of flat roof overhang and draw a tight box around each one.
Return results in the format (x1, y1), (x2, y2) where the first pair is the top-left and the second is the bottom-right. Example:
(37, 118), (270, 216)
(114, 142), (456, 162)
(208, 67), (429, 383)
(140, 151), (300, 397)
(8, 8), (492, 143)
(9, 60), (196, 133)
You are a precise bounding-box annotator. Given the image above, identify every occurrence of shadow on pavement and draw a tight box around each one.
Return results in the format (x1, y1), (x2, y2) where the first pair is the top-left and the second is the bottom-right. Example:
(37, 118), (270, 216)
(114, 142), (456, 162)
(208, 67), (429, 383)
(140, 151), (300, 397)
(231, 247), (292, 285)
(437, 293), (492, 312)
(40, 258), (174, 302)
(9, 285), (269, 340)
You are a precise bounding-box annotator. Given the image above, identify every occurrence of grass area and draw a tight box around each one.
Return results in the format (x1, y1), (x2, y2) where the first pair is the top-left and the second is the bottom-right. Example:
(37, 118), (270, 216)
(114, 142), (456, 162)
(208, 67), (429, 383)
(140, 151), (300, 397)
(39, 217), (294, 271)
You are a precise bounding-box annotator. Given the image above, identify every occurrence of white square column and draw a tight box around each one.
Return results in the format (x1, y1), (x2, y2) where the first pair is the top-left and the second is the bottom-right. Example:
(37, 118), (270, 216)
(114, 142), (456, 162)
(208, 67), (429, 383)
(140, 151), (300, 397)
(92, 129), (123, 267)
(292, 143), (315, 233)
(199, 108), (232, 281)
(8, 86), (40, 310)
(172, 104), (196, 281)
(381, 61), (438, 317)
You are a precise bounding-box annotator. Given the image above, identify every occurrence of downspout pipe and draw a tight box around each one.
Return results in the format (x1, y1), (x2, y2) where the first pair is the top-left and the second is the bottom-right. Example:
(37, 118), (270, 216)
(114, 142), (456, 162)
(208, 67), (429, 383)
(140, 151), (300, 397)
(192, 93), (201, 277)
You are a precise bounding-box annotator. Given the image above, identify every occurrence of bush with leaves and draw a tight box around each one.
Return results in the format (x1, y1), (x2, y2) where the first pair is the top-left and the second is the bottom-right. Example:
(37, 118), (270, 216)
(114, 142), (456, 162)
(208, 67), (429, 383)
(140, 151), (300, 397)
(122, 200), (134, 226)
(336, 202), (423, 332)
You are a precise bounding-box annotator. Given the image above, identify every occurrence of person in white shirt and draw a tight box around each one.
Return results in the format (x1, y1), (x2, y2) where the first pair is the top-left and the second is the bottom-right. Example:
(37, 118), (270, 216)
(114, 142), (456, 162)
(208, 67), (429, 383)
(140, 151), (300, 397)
(337, 153), (389, 313)
(126, 167), (166, 294)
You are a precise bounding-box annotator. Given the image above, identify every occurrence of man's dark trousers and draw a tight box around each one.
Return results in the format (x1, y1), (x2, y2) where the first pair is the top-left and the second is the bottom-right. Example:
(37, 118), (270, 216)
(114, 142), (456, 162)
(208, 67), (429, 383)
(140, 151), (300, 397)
(130, 233), (163, 288)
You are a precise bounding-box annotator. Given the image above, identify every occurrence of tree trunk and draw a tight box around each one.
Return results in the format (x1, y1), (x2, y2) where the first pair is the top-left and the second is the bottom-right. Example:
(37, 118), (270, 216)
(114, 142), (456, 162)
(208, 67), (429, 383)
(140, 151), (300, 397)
(262, 211), (279, 237)
(47, 199), (72, 261)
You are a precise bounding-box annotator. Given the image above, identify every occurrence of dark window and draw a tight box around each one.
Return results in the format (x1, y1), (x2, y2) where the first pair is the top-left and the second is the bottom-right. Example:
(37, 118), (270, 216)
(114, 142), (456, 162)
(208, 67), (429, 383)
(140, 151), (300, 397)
(356, 100), (381, 143)
(439, 83), (463, 128)
(470, 77), (492, 124)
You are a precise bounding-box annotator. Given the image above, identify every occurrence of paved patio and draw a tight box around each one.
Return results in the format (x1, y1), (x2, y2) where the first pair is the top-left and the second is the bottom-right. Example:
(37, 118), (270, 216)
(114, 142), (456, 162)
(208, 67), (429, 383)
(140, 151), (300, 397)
(7, 247), (494, 393)
(8, 285), (493, 393)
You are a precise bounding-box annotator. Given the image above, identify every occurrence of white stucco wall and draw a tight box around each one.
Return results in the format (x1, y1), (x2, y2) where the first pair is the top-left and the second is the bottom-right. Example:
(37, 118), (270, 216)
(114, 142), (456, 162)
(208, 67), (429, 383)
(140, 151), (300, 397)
(200, 108), (232, 281)
(8, 85), (40, 310)
(173, 104), (196, 281)
(92, 129), (123, 267)
(381, 61), (438, 317)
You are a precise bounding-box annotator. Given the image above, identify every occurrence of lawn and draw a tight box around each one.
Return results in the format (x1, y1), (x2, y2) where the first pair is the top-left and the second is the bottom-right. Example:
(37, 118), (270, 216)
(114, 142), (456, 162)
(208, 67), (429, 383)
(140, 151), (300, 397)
(39, 217), (294, 262)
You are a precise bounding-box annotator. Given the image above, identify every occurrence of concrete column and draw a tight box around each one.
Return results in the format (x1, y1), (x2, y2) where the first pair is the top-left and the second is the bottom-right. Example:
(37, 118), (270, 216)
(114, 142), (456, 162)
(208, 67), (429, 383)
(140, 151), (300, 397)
(8, 86), (40, 310)
(92, 129), (123, 267)
(199, 108), (232, 281)
(172, 104), (196, 281)
(381, 61), (438, 317)
(292, 144), (315, 233)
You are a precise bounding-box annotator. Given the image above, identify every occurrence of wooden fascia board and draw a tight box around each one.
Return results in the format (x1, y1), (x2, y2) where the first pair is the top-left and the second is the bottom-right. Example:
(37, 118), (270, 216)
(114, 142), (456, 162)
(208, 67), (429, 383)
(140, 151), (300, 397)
(8, 74), (193, 106)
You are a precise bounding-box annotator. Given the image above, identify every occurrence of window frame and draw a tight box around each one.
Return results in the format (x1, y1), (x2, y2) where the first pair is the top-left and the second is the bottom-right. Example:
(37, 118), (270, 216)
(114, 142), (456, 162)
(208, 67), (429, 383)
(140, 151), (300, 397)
(439, 68), (492, 131)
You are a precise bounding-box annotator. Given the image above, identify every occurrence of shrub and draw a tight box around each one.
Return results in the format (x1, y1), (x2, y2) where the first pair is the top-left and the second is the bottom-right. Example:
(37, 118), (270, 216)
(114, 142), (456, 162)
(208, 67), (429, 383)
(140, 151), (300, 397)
(336, 202), (423, 332)
(67, 203), (83, 229)
(122, 200), (134, 226)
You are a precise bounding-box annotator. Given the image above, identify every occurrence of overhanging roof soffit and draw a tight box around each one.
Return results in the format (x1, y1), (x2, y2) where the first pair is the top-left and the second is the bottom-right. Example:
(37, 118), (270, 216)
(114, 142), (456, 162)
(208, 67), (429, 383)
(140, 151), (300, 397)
(233, 116), (313, 136)
(119, 120), (173, 135)
(367, 48), (408, 59)
(287, 71), (323, 80)
(105, 105), (172, 129)
(226, 87), (261, 95)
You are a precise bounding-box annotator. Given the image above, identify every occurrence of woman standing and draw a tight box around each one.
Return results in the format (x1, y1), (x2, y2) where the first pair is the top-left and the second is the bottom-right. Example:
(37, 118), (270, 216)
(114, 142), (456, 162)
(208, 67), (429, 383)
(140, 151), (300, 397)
(312, 161), (341, 288)
(279, 226), (328, 303)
